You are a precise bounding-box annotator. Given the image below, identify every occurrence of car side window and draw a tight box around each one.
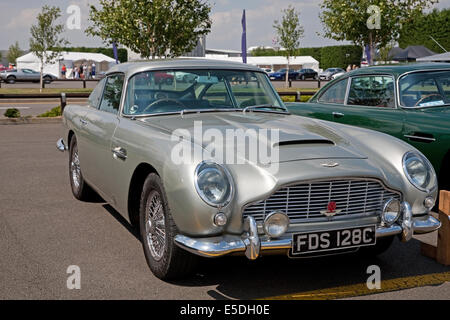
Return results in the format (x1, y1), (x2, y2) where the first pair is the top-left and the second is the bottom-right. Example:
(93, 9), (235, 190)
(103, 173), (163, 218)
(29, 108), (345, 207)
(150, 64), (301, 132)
(88, 78), (106, 109)
(348, 76), (395, 108)
(99, 74), (124, 114)
(318, 78), (348, 104)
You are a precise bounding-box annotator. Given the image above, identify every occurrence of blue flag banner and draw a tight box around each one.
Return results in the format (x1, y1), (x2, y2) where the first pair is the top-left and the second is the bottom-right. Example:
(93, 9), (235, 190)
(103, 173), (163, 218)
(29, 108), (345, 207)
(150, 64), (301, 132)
(112, 42), (119, 64)
(241, 9), (247, 64)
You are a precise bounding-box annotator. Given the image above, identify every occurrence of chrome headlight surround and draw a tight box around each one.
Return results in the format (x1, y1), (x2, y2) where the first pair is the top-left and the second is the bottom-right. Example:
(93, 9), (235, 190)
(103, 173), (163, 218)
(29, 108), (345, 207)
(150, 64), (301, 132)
(194, 161), (234, 208)
(402, 151), (436, 192)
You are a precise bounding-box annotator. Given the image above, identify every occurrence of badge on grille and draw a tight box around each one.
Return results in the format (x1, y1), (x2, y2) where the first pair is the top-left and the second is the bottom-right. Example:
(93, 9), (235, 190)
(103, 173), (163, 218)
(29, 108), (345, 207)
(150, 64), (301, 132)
(320, 201), (342, 217)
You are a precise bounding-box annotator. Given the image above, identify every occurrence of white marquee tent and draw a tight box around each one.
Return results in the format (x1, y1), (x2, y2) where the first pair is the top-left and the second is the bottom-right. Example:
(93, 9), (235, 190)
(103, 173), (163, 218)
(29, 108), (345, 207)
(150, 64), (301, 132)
(16, 51), (117, 78)
(193, 55), (320, 71)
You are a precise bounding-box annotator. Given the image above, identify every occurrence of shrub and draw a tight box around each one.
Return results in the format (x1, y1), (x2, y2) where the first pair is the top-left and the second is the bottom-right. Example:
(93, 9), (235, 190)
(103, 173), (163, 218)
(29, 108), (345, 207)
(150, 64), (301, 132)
(4, 108), (21, 118)
(37, 106), (62, 117)
(320, 45), (362, 70)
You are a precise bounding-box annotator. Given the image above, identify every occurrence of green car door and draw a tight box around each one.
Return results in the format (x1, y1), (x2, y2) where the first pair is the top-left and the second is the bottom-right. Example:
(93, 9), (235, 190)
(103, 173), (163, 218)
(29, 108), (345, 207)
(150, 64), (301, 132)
(330, 75), (405, 140)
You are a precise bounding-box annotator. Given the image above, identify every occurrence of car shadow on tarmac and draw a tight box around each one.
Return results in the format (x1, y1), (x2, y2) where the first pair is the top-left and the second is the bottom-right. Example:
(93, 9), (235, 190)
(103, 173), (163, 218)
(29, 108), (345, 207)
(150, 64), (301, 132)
(100, 202), (450, 300)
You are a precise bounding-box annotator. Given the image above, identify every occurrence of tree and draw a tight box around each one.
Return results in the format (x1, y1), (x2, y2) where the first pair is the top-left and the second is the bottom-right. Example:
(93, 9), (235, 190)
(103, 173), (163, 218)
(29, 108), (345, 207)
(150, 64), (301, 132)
(319, 0), (437, 65)
(7, 42), (22, 65)
(86, 0), (211, 59)
(399, 8), (450, 53)
(273, 6), (304, 87)
(29, 6), (69, 91)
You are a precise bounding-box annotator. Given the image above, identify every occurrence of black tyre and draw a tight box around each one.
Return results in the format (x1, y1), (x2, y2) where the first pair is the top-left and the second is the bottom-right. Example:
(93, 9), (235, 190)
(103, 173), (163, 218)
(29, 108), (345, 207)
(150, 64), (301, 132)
(360, 236), (395, 256)
(69, 136), (96, 201)
(139, 173), (198, 280)
(7, 76), (16, 84)
(43, 76), (52, 84)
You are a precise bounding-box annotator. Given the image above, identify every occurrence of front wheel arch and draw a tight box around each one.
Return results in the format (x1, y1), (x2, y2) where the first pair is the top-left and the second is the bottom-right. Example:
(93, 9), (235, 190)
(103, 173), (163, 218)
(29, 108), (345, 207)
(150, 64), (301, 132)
(128, 163), (160, 227)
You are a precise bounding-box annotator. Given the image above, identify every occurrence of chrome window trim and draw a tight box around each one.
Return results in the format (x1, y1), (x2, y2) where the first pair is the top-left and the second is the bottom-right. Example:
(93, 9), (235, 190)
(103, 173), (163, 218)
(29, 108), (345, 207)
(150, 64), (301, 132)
(119, 68), (288, 118)
(316, 77), (350, 105)
(345, 73), (397, 109)
(98, 72), (126, 115)
(396, 68), (450, 109)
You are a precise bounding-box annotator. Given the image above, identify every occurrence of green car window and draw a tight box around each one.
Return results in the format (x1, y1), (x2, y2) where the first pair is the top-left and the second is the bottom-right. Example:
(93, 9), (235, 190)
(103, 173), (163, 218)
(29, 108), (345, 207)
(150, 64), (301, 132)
(348, 76), (395, 108)
(399, 70), (450, 108)
(318, 78), (348, 104)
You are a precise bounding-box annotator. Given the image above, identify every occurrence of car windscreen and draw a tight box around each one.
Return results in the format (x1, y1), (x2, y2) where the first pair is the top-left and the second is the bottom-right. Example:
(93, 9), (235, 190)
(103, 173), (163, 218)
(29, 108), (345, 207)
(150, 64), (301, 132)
(123, 69), (284, 115)
(399, 70), (450, 108)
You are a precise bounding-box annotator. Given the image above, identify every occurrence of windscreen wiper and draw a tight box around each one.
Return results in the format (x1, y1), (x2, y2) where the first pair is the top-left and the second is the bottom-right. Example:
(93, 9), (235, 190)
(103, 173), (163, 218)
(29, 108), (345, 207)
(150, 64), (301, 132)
(242, 104), (289, 114)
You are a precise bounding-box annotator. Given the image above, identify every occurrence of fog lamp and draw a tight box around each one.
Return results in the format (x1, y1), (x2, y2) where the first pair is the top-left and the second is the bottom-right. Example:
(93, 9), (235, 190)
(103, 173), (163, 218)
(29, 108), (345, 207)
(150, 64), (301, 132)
(424, 196), (435, 209)
(382, 198), (401, 226)
(214, 212), (228, 226)
(263, 211), (290, 238)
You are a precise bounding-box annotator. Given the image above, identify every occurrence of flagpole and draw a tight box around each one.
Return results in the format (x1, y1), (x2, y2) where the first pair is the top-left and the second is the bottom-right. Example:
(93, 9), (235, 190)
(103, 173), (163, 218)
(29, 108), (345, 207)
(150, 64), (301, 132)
(242, 9), (247, 64)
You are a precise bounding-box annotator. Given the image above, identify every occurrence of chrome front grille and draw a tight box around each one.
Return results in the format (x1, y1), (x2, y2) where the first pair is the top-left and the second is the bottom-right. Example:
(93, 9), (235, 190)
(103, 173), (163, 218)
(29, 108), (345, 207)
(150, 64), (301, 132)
(242, 179), (401, 223)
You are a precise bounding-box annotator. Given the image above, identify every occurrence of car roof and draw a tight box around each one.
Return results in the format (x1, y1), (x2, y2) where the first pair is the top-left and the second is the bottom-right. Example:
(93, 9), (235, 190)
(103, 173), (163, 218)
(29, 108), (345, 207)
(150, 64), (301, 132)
(107, 58), (263, 77)
(346, 62), (450, 77)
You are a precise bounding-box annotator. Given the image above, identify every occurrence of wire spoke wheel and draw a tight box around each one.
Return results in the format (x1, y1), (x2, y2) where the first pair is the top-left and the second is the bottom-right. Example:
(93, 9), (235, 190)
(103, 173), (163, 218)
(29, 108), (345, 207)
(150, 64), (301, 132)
(70, 146), (81, 192)
(145, 190), (166, 261)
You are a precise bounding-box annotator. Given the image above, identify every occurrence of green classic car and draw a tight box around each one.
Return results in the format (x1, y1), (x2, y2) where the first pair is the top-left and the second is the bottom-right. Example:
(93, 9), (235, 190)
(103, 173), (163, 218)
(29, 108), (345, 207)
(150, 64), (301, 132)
(288, 63), (450, 192)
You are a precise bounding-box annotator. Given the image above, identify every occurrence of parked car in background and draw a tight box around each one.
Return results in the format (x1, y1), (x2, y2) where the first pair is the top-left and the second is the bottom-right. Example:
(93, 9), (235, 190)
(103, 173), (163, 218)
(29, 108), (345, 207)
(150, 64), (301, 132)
(154, 71), (174, 85)
(319, 68), (345, 80)
(0, 68), (57, 84)
(57, 59), (440, 280)
(171, 71), (197, 83)
(288, 63), (450, 192)
(297, 68), (318, 80)
(331, 71), (346, 80)
(269, 68), (299, 81)
(262, 68), (273, 74)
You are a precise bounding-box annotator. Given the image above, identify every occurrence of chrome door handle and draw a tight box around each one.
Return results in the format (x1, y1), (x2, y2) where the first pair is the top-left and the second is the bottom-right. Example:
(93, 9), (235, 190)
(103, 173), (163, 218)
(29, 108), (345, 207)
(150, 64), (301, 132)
(112, 146), (127, 160)
(79, 119), (88, 126)
(332, 112), (344, 118)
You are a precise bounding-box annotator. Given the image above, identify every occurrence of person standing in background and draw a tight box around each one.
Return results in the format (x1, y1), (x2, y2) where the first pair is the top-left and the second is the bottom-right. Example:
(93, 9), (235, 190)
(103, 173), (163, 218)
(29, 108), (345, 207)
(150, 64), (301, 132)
(83, 64), (88, 79)
(87, 64), (92, 79)
(91, 63), (96, 79)
(61, 64), (67, 79)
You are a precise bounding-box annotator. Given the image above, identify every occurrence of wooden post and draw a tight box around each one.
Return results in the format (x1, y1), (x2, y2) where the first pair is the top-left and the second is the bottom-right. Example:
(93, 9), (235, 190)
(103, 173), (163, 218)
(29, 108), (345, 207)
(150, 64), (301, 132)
(421, 190), (450, 265)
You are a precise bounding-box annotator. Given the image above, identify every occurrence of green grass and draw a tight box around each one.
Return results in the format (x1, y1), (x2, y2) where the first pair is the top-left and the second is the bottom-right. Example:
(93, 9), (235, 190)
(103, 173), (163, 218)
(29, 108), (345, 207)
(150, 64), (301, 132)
(37, 106), (62, 118)
(0, 88), (93, 94)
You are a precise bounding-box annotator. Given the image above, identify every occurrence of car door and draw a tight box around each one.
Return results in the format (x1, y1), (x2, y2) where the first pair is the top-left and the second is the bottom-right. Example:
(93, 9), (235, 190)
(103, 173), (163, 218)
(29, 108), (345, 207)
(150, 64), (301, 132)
(290, 78), (349, 122)
(80, 73), (124, 201)
(330, 75), (405, 140)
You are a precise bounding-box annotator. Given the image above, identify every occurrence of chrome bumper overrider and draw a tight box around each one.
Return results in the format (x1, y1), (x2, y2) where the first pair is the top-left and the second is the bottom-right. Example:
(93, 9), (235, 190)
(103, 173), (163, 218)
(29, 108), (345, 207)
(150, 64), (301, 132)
(174, 201), (441, 260)
(56, 138), (67, 152)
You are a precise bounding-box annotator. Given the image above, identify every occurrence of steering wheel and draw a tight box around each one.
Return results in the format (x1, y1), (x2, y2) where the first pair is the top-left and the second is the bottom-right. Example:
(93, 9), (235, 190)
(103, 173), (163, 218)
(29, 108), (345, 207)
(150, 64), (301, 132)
(413, 93), (445, 107)
(142, 98), (186, 113)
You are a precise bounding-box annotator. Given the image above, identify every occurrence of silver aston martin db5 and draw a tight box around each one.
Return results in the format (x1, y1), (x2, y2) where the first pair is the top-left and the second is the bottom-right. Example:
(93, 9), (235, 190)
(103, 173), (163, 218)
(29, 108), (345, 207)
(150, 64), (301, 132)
(57, 59), (441, 280)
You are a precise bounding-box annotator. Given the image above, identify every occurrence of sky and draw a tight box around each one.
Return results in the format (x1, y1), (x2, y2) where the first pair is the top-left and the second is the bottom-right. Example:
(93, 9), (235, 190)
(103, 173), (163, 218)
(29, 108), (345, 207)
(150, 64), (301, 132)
(0, 0), (449, 51)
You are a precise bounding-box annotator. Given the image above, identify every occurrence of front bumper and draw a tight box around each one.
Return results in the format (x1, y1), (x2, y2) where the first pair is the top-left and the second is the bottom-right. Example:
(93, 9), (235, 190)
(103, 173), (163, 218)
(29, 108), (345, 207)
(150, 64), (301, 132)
(174, 201), (441, 259)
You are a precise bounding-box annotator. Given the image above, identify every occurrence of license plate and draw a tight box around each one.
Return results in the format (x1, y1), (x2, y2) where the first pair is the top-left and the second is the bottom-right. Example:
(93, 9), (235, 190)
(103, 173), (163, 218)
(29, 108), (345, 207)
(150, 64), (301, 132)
(270, 77), (275, 80)
(291, 225), (376, 256)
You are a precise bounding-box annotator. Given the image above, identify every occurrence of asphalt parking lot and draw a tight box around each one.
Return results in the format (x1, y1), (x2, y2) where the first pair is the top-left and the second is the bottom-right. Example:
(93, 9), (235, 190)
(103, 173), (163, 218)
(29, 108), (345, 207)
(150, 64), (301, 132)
(0, 123), (449, 300)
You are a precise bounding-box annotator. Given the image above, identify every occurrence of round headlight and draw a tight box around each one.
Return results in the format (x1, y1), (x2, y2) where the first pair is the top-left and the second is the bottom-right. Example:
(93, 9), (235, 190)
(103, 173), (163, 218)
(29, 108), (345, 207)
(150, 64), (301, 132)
(195, 161), (233, 207)
(403, 151), (435, 192)
(382, 198), (401, 226)
(263, 211), (290, 238)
